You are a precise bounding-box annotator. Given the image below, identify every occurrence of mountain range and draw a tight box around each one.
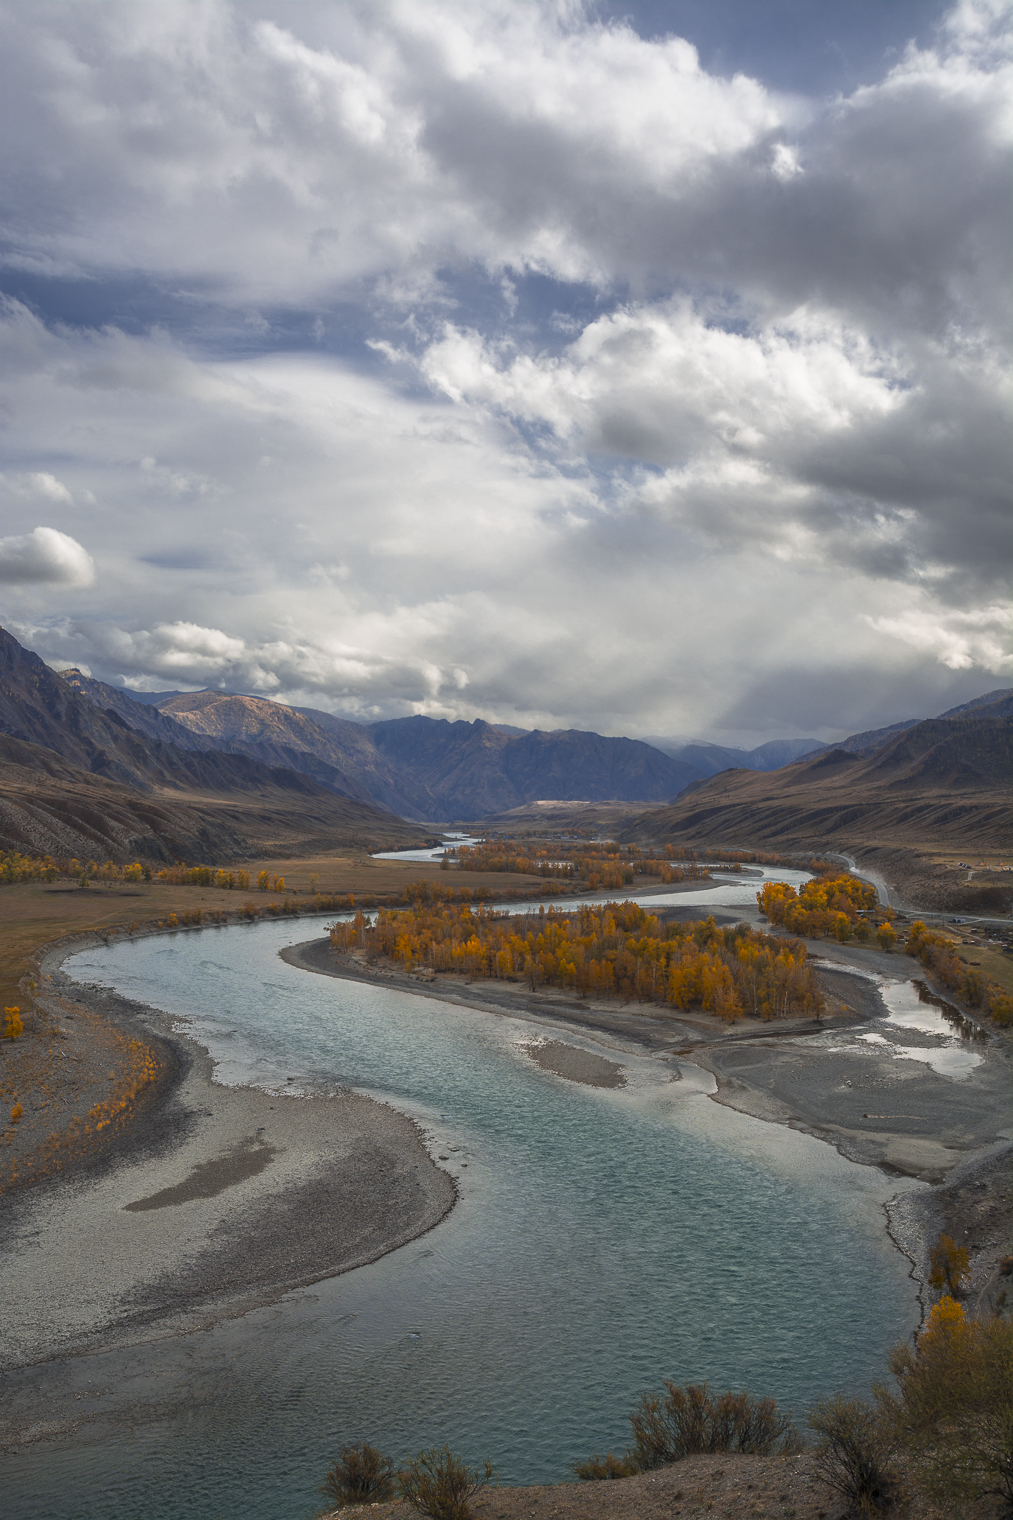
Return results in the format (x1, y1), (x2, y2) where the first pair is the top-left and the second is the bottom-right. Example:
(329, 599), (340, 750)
(1, 620), (1008, 868)
(0, 628), (423, 862)
(624, 701), (1012, 913)
(60, 671), (1012, 825)
(58, 675), (704, 821)
(645, 735), (825, 776)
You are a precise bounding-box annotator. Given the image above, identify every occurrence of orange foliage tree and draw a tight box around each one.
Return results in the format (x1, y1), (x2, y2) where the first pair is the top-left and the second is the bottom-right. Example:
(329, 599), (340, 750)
(757, 874), (879, 940)
(905, 921), (1013, 1027)
(331, 901), (824, 1020)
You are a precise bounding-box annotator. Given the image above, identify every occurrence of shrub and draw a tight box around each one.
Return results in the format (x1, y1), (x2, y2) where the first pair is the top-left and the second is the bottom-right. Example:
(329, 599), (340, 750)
(626, 1382), (799, 1470)
(885, 1299), (1013, 1512)
(3, 1006), (22, 1040)
(397, 1445), (494, 1520)
(991, 994), (1013, 1027)
(928, 1233), (969, 1297)
(808, 1392), (899, 1515)
(320, 1441), (394, 1507)
(573, 1451), (635, 1480)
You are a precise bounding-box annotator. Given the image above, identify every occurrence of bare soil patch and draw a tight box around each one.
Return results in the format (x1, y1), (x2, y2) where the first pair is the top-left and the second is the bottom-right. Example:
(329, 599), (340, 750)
(330, 1450), (1006, 1520)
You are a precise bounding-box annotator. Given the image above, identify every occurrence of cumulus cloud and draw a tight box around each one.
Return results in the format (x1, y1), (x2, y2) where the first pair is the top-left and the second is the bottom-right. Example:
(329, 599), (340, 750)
(27, 472), (73, 504)
(0, 1), (785, 299)
(0, 525), (94, 585)
(0, 1), (1008, 743)
(417, 297), (1009, 601)
(0, 469), (75, 505)
(865, 603), (1013, 673)
(0, 1), (1006, 329)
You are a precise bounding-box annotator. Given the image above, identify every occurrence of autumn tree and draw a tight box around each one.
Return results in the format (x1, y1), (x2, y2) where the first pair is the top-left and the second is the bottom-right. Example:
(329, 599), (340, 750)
(876, 922), (898, 952)
(928, 1233), (970, 1298)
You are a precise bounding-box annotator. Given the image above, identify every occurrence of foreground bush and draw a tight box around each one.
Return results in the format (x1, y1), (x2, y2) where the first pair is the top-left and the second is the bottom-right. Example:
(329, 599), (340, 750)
(576, 1381), (799, 1479)
(572, 1451), (636, 1480)
(397, 1445), (494, 1520)
(629, 1382), (800, 1467)
(885, 1298), (1013, 1513)
(809, 1298), (1013, 1516)
(320, 1441), (394, 1506)
(808, 1393), (900, 1515)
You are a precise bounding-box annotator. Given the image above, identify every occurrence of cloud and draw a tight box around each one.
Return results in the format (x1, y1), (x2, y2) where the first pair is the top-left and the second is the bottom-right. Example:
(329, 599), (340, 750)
(0, 3), (1008, 744)
(416, 297), (1009, 601)
(0, 0), (1002, 334)
(27, 472), (73, 504)
(0, 1), (785, 301)
(0, 469), (75, 505)
(864, 602), (1013, 672)
(0, 525), (94, 585)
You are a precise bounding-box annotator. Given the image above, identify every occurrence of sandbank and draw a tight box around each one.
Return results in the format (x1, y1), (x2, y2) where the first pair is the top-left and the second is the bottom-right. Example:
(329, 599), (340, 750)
(286, 934), (1013, 1309)
(0, 932), (455, 1382)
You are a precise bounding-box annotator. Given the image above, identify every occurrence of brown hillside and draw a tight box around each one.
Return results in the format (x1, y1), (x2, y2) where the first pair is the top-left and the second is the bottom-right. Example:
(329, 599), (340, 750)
(57, 671), (378, 805)
(0, 628), (426, 861)
(622, 714), (1012, 913)
(0, 731), (424, 862)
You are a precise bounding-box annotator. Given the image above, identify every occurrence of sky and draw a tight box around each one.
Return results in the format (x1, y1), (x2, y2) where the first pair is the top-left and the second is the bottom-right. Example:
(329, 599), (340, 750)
(0, 0), (1009, 747)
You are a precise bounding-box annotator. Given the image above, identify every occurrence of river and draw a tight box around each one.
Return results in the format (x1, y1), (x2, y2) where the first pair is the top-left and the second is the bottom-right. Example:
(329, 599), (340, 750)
(3, 871), (923, 1520)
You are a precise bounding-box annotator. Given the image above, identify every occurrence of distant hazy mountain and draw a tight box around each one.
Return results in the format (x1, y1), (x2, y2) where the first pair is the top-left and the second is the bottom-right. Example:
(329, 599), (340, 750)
(808, 689), (1013, 759)
(623, 709), (1012, 914)
(644, 735), (823, 775)
(650, 691), (1013, 775)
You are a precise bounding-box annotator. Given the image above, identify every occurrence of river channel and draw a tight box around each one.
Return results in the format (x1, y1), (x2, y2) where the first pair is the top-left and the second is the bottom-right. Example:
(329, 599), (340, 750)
(4, 873), (923, 1520)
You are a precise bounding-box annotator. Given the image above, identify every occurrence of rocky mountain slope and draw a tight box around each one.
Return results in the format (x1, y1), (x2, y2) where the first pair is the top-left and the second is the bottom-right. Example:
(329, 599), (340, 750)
(66, 686), (703, 820)
(365, 715), (701, 818)
(622, 711), (1012, 913)
(0, 629), (423, 859)
(59, 671), (377, 804)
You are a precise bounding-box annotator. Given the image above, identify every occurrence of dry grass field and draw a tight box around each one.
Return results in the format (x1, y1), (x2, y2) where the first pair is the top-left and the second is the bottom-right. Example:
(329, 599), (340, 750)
(0, 855), (547, 1012)
(0, 855), (549, 1197)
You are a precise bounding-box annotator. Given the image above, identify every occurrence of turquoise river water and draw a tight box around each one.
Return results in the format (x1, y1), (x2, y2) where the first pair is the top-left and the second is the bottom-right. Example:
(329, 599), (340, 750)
(4, 875), (922, 1520)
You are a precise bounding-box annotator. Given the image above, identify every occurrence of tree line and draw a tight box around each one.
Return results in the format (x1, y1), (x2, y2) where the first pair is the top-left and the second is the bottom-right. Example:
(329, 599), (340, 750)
(330, 899), (824, 1020)
(446, 839), (715, 889)
(758, 873), (888, 943)
(906, 920), (1013, 1027)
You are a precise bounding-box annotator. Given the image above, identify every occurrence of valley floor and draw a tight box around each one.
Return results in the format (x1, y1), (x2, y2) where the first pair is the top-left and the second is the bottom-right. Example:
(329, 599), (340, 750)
(286, 931), (1012, 1318)
(1, 872), (1009, 1494)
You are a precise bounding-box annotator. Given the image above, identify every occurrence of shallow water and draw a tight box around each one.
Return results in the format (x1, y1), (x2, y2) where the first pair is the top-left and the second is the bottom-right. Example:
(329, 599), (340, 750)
(2, 903), (923, 1520)
(859, 979), (986, 1079)
(373, 831), (482, 862)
